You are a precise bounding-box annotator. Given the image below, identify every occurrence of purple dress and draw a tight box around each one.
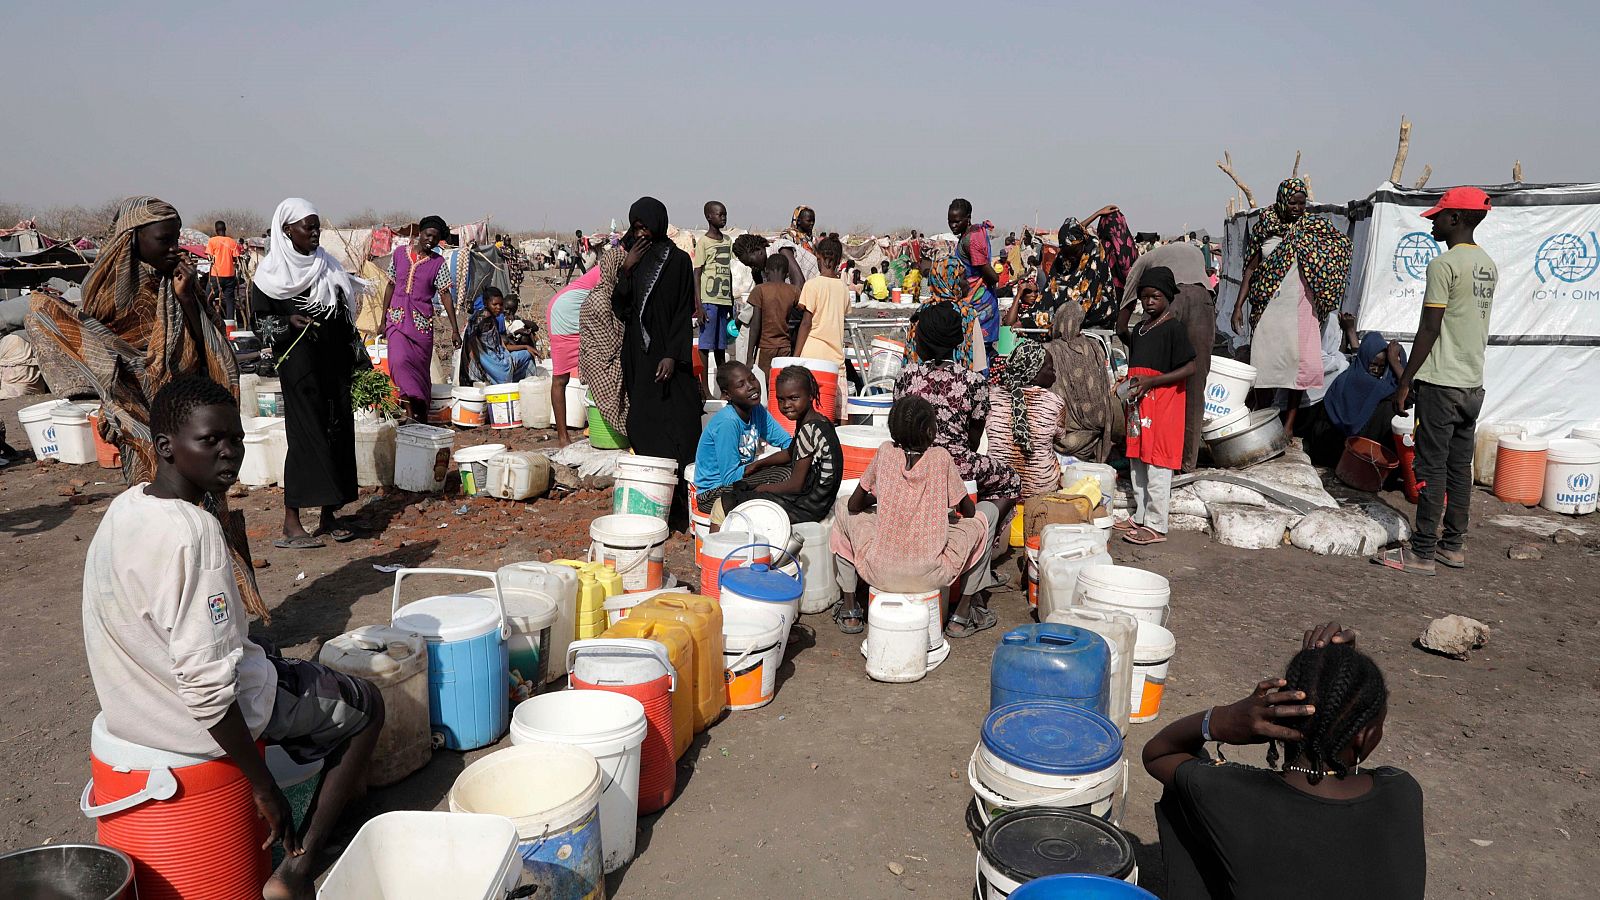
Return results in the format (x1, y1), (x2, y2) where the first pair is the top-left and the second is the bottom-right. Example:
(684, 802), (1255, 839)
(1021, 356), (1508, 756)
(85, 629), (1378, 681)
(385, 248), (449, 402)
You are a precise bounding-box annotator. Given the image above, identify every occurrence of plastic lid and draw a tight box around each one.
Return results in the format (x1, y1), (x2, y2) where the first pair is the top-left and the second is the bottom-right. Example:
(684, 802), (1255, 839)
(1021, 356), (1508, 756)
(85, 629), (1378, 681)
(1547, 438), (1600, 463)
(1499, 433), (1549, 452)
(1008, 873), (1154, 899)
(719, 563), (803, 602)
(981, 808), (1136, 884)
(453, 444), (506, 464)
(394, 593), (503, 642)
(981, 701), (1123, 775)
(477, 587), (558, 631)
(722, 500), (792, 549)
(91, 712), (219, 770)
(1133, 620), (1176, 662)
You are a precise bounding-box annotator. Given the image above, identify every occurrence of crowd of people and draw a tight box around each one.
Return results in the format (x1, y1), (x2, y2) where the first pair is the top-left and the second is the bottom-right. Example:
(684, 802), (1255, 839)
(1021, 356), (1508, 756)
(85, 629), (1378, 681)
(11, 178), (1505, 897)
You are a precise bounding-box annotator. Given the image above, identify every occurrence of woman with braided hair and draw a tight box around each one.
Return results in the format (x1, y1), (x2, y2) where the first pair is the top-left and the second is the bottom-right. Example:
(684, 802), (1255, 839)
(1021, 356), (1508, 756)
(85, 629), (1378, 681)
(1143, 623), (1425, 900)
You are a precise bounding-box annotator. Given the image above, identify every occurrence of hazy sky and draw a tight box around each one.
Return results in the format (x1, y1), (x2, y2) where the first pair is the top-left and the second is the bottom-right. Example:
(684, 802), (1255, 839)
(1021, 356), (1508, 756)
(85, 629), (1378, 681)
(6, 1), (1592, 236)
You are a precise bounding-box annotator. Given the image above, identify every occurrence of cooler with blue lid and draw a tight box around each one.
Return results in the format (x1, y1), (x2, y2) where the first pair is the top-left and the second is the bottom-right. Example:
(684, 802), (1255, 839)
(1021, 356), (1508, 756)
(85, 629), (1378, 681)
(716, 546), (804, 656)
(391, 568), (509, 751)
(989, 623), (1111, 715)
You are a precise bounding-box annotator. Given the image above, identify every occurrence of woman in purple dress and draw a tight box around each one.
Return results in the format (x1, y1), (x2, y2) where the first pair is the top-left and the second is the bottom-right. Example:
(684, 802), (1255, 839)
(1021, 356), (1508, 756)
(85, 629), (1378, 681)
(382, 215), (458, 420)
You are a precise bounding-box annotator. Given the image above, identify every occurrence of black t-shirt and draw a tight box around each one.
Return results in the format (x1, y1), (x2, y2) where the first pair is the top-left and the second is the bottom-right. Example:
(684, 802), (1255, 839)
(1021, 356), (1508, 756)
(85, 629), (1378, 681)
(1125, 315), (1196, 374)
(1157, 759), (1425, 900)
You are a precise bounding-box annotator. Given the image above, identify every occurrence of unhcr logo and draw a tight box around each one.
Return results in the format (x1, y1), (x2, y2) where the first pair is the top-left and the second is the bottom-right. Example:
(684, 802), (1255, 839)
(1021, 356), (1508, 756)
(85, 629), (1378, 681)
(1534, 232), (1600, 284)
(1570, 471), (1595, 493)
(1392, 232), (1441, 281)
(1206, 383), (1228, 401)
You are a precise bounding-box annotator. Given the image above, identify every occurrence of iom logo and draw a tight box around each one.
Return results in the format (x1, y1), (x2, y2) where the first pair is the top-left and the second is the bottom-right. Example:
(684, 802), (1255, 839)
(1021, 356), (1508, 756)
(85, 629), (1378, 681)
(1392, 232), (1442, 281)
(1534, 232), (1600, 284)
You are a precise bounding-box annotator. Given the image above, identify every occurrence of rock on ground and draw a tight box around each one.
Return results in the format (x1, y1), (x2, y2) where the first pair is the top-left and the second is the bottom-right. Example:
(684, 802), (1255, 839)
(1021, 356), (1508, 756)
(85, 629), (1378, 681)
(1210, 503), (1293, 550)
(1508, 543), (1543, 560)
(1290, 507), (1389, 556)
(1418, 614), (1491, 660)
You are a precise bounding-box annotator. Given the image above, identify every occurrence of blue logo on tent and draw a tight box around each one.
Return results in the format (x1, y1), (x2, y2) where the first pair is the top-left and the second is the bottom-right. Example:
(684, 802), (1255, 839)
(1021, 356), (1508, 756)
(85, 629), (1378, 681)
(1392, 232), (1441, 281)
(1534, 233), (1600, 284)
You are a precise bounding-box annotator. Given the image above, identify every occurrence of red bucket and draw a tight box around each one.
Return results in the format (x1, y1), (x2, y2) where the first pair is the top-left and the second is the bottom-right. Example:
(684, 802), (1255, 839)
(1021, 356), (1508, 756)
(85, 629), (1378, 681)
(568, 639), (678, 814)
(1336, 437), (1398, 493)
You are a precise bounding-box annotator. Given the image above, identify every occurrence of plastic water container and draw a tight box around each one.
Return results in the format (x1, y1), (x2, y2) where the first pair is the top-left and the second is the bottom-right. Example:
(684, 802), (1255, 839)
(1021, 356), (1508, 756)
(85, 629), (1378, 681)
(779, 356), (841, 419)
(589, 514), (670, 593)
(1493, 433), (1549, 506)
(484, 382), (521, 429)
(1539, 438), (1600, 514)
(1390, 412), (1420, 503)
(1043, 607), (1138, 735)
(863, 595), (930, 683)
(555, 560), (619, 640)
(568, 638), (678, 814)
(793, 520), (837, 614)
(0, 844), (135, 900)
(696, 531), (768, 598)
(866, 337), (906, 383)
(1473, 422), (1525, 486)
(485, 451), (551, 501)
(448, 744), (603, 899)
(427, 383), (455, 425)
(718, 554), (804, 658)
(317, 811), (522, 900)
(722, 605), (788, 710)
(990, 624), (1112, 716)
(510, 691), (647, 873)
(394, 423), (455, 492)
(48, 402), (98, 464)
(612, 454), (680, 520)
(837, 425), (890, 480)
(1571, 424), (1600, 447)
(238, 418), (281, 488)
(1060, 462), (1118, 502)
(255, 377), (284, 417)
(869, 587), (946, 659)
(1130, 621), (1175, 724)
(846, 393), (894, 426)
(452, 443), (505, 497)
(975, 810), (1140, 898)
(498, 562), (578, 682)
(1037, 544), (1114, 623)
(354, 418), (397, 487)
(473, 586), (557, 703)
(17, 399), (68, 458)
(81, 713), (267, 900)
(1202, 355), (1256, 423)
(629, 594), (726, 731)
(452, 385), (487, 428)
(1073, 565), (1171, 626)
(519, 371), (553, 428)
(564, 380), (588, 429)
(600, 617), (696, 761)
(969, 702), (1125, 827)
(263, 419), (289, 485)
(317, 625), (432, 787)
(390, 568), (509, 751)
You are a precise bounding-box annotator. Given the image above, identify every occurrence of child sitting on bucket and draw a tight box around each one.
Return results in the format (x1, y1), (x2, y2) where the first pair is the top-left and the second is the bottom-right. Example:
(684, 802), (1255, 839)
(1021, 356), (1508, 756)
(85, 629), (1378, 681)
(829, 395), (991, 636)
(1143, 622), (1425, 900)
(693, 361), (794, 515)
(711, 365), (841, 527)
(82, 375), (385, 900)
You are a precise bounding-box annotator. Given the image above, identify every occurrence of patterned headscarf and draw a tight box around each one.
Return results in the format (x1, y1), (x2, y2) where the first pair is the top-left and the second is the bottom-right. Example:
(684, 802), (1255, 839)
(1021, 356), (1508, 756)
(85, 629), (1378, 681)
(1047, 218), (1113, 327)
(1243, 177), (1353, 324)
(905, 244), (980, 370)
(787, 206), (816, 252)
(580, 245), (629, 433)
(1097, 209), (1139, 299)
(1001, 339), (1048, 456)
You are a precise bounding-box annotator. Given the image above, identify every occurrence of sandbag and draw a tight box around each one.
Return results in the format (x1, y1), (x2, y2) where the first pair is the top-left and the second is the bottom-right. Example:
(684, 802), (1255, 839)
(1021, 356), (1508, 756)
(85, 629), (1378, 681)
(1356, 501), (1412, 545)
(1168, 512), (1211, 533)
(1187, 477), (1269, 508)
(1290, 508), (1390, 557)
(1244, 450), (1338, 510)
(1210, 502), (1293, 550)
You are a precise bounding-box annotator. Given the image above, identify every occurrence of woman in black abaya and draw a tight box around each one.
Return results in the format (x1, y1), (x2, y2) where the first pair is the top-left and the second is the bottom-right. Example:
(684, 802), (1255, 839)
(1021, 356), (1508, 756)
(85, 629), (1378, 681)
(614, 197), (703, 522)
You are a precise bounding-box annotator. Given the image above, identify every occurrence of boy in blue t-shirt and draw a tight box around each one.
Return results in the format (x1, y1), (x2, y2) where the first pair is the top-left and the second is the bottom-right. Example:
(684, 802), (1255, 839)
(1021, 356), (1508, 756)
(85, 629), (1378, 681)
(693, 362), (792, 513)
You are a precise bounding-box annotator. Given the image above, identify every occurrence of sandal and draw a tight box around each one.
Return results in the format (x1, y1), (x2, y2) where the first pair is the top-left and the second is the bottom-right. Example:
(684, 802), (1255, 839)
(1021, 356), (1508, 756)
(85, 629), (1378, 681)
(832, 600), (865, 635)
(1123, 525), (1167, 546)
(273, 535), (325, 550)
(945, 606), (998, 639)
(1370, 546), (1436, 576)
(1111, 517), (1136, 533)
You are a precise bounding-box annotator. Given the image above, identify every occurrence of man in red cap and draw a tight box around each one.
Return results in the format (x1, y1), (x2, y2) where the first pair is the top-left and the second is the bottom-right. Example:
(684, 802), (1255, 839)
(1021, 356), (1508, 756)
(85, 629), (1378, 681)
(1376, 187), (1497, 576)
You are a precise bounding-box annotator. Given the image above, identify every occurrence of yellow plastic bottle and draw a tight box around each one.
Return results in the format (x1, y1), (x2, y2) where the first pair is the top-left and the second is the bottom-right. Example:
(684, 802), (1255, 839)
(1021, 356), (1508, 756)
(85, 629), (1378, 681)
(601, 618), (696, 760)
(629, 593), (725, 732)
(1009, 502), (1026, 548)
(587, 564), (623, 600)
(554, 559), (615, 639)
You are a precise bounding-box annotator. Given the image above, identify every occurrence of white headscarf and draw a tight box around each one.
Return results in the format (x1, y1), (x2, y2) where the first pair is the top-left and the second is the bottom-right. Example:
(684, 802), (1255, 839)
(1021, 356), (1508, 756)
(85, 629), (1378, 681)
(252, 198), (365, 321)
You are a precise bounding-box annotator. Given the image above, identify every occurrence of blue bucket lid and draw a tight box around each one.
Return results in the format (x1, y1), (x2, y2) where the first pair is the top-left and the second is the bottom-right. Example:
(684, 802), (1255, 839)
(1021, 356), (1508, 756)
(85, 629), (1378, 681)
(719, 563), (803, 602)
(1008, 874), (1154, 899)
(981, 701), (1122, 776)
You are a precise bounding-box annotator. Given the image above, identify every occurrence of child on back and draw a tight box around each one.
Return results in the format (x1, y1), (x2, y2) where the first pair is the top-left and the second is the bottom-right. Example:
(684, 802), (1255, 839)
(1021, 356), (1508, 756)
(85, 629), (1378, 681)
(829, 395), (990, 634)
(746, 254), (802, 371)
(794, 236), (849, 418)
(1114, 266), (1196, 547)
(82, 376), (384, 900)
(464, 286), (536, 385)
(693, 361), (793, 514)
(711, 365), (841, 527)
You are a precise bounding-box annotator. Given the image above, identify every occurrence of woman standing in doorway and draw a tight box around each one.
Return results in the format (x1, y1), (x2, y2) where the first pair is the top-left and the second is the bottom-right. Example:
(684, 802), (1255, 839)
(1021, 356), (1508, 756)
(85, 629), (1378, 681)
(382, 216), (458, 421)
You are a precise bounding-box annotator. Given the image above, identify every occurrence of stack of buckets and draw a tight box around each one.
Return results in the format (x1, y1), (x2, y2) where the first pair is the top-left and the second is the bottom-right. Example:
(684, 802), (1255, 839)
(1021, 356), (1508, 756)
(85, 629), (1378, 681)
(768, 356), (841, 429)
(612, 455), (680, 521)
(838, 425), (890, 481)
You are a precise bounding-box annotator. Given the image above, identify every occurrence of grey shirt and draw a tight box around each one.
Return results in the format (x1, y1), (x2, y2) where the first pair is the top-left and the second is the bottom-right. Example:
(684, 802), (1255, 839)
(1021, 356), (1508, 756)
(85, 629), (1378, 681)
(1122, 243), (1211, 308)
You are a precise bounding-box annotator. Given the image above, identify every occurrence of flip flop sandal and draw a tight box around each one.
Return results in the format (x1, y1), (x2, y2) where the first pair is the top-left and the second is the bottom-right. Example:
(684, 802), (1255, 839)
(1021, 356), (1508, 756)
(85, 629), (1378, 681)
(1436, 549), (1466, 569)
(1123, 526), (1167, 546)
(832, 600), (865, 635)
(1111, 518), (1137, 533)
(1370, 547), (1436, 576)
(945, 606), (998, 639)
(273, 535), (326, 550)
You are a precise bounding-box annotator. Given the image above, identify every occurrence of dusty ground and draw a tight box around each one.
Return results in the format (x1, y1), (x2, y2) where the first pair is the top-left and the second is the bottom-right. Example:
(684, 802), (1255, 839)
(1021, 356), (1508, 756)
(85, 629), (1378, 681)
(3, 383), (1598, 898)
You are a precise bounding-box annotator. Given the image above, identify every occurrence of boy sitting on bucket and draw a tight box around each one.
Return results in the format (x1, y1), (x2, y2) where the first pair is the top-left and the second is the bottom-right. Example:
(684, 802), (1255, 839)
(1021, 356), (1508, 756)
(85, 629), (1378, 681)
(82, 375), (384, 900)
(693, 361), (793, 516)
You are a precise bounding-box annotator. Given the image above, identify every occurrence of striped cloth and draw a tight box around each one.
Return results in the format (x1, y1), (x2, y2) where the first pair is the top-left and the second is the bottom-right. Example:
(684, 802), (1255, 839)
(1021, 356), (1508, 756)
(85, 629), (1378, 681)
(985, 384), (1065, 500)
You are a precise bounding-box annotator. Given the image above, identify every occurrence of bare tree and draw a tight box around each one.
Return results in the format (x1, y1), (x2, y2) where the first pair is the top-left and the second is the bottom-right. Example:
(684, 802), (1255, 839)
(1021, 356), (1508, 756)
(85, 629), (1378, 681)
(198, 207), (267, 237)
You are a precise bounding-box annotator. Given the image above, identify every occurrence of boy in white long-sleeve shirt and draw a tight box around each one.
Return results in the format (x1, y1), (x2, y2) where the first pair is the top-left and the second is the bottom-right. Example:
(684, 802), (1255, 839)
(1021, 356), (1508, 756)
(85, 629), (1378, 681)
(83, 375), (384, 900)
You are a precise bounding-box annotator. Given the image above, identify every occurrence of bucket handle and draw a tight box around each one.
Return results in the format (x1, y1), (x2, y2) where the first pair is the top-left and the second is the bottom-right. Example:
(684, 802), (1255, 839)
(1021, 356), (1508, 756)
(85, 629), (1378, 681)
(567, 638), (675, 693)
(390, 567), (507, 640)
(79, 768), (178, 818)
(716, 542), (803, 590)
(966, 747), (1107, 809)
(585, 535), (663, 576)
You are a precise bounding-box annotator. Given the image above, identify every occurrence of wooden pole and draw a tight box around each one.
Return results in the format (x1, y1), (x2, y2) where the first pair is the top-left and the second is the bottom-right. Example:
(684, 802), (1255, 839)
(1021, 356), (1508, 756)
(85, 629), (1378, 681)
(1513, 160), (1524, 183)
(1217, 151), (1257, 210)
(1292, 150), (1301, 178)
(1390, 116), (1411, 184)
(1413, 165), (1432, 189)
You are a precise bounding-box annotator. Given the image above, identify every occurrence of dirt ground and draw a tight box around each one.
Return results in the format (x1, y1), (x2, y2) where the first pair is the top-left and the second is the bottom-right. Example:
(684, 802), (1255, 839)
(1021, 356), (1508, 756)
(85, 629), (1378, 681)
(3, 381), (1598, 898)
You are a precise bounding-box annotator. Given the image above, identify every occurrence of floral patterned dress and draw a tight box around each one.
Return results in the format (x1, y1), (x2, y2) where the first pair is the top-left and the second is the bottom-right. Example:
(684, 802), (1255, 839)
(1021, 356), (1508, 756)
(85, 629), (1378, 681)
(895, 361), (1021, 501)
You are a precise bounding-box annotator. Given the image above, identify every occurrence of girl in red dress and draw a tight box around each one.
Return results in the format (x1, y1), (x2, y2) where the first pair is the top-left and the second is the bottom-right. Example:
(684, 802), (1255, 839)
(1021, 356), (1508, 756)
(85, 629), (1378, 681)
(1116, 267), (1197, 546)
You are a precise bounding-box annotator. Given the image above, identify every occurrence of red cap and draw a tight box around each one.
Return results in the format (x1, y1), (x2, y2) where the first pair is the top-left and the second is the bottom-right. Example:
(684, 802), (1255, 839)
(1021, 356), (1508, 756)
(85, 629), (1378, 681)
(1420, 187), (1492, 219)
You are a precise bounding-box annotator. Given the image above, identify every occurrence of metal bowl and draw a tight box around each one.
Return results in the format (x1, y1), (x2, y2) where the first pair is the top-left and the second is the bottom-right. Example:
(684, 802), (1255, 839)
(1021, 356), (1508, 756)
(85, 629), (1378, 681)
(1205, 409), (1288, 469)
(0, 844), (136, 900)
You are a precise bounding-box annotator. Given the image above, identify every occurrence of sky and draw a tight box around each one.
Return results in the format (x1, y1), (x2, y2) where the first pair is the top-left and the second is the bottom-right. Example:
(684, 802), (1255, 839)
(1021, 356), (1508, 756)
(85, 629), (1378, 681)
(5, 1), (1594, 237)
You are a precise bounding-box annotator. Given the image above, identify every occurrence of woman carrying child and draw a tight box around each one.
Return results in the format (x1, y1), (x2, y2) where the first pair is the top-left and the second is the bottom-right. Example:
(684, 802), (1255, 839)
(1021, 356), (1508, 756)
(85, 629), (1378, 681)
(829, 395), (991, 635)
(711, 365), (841, 526)
(1116, 266), (1197, 546)
(463, 286), (535, 385)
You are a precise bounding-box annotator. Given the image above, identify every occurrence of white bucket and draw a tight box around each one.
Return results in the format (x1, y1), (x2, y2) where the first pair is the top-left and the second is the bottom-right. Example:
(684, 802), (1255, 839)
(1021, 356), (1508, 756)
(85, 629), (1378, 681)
(394, 423), (455, 492)
(1541, 438), (1600, 515)
(1570, 424), (1600, 447)
(565, 381), (588, 429)
(452, 385), (487, 428)
(1130, 621), (1175, 724)
(48, 403), (98, 465)
(862, 596), (929, 683)
(793, 520), (837, 614)
(255, 378), (284, 417)
(428, 383), (455, 425)
(473, 586), (558, 699)
(969, 707), (1125, 826)
(240, 432), (274, 487)
(318, 811), (521, 900)
(1202, 355), (1256, 423)
(484, 383), (522, 429)
(448, 742), (604, 898)
(17, 399), (67, 458)
(452, 444), (506, 497)
(1073, 564), (1171, 626)
(722, 605), (787, 710)
(519, 371), (553, 428)
(612, 454), (679, 520)
(1037, 545), (1113, 623)
(589, 514), (669, 593)
(509, 691), (647, 874)
(845, 394), (894, 427)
